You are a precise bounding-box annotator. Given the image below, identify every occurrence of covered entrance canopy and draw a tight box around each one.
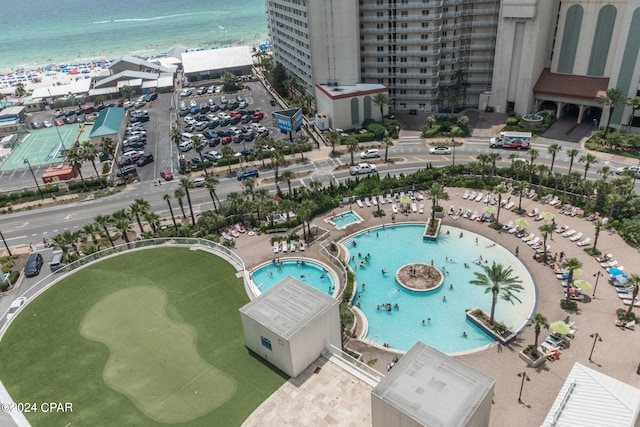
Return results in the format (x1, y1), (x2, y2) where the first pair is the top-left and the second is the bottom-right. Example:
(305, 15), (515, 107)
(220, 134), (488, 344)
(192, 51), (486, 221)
(533, 68), (609, 124)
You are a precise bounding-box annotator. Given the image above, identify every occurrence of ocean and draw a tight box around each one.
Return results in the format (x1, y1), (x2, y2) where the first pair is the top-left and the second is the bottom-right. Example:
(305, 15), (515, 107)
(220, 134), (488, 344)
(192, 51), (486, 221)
(0, 0), (267, 73)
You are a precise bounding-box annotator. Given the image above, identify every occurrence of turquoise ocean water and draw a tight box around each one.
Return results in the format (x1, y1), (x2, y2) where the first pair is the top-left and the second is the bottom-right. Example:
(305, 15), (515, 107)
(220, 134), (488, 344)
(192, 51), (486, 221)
(0, 0), (267, 73)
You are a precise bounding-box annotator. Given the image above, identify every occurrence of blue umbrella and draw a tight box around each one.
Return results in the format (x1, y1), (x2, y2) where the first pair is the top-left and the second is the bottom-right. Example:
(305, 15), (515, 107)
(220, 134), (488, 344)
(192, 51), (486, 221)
(608, 267), (623, 276)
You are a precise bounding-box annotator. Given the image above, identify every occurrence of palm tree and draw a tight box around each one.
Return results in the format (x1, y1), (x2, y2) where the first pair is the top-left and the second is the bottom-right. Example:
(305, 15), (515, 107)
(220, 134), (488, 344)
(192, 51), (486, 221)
(192, 136), (207, 177)
(174, 187), (187, 219)
(270, 148), (285, 189)
(515, 180), (527, 211)
(548, 144), (562, 174)
(93, 95), (106, 108)
(579, 153), (598, 179)
(470, 262), (524, 325)
(596, 88), (626, 137)
(79, 140), (100, 177)
(82, 222), (100, 245)
(179, 177), (196, 226)
(562, 258), (583, 304)
(529, 313), (549, 359)
(14, 82), (27, 97)
(494, 185), (507, 225)
(426, 182), (448, 224)
(626, 96), (640, 132)
(121, 85), (135, 101)
(539, 224), (554, 263)
(487, 152), (502, 182)
(426, 115), (437, 128)
(527, 149), (539, 186)
(625, 274), (640, 318)
(169, 126), (182, 152)
(65, 146), (87, 190)
(221, 145), (236, 174)
(345, 137), (359, 166)
(163, 193), (179, 232)
(144, 212), (161, 234)
(372, 93), (390, 120)
(94, 214), (115, 247)
(327, 130), (340, 156)
(592, 219), (603, 253)
(100, 137), (115, 160)
(382, 136), (393, 162)
(282, 170), (295, 195)
(536, 164), (549, 196)
(476, 153), (490, 181)
(204, 178), (220, 213)
(113, 218), (134, 245)
(129, 198), (150, 234)
(567, 148), (580, 175)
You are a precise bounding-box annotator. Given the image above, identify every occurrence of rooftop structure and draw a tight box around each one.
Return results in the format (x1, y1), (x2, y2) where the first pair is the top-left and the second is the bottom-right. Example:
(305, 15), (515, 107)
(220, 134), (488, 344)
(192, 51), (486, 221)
(181, 46), (254, 82)
(89, 107), (126, 145)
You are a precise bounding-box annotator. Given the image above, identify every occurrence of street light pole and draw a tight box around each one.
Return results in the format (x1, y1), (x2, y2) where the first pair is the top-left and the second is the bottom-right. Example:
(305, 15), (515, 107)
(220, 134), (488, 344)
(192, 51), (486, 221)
(0, 228), (11, 256)
(452, 137), (456, 166)
(48, 89), (67, 152)
(24, 158), (44, 201)
(517, 371), (530, 403)
(592, 271), (603, 297)
(589, 332), (602, 362)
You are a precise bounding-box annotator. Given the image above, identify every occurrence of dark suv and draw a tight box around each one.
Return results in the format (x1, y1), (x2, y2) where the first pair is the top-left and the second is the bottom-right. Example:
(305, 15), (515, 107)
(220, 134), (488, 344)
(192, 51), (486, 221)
(24, 253), (44, 277)
(237, 169), (259, 181)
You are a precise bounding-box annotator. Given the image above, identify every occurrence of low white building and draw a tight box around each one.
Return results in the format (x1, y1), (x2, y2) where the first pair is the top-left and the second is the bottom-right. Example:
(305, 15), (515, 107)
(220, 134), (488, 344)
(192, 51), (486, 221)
(182, 46), (254, 83)
(239, 276), (340, 378)
(371, 342), (495, 427)
(315, 83), (388, 131)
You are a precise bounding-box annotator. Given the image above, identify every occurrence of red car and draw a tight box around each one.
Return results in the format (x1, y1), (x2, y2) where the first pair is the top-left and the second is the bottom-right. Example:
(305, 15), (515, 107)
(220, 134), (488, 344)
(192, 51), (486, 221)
(54, 119), (64, 126)
(252, 111), (264, 121)
(160, 170), (173, 181)
(221, 136), (232, 145)
(229, 110), (242, 118)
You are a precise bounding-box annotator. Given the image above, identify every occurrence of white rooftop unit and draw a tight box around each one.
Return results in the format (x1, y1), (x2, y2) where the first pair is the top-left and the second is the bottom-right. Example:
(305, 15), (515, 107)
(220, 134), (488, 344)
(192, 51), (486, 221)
(371, 342), (495, 427)
(239, 276), (340, 378)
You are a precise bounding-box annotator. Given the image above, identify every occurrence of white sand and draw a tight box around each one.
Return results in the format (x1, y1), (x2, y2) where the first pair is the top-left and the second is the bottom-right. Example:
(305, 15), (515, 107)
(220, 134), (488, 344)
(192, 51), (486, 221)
(1, 68), (105, 99)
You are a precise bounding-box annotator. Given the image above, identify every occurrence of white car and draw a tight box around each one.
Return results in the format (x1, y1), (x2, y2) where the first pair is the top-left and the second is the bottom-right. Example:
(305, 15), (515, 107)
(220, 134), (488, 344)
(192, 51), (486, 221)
(192, 177), (206, 187)
(615, 166), (640, 175)
(349, 163), (378, 176)
(429, 146), (452, 155)
(189, 99), (198, 108)
(184, 116), (196, 125)
(203, 151), (223, 161)
(121, 150), (145, 159)
(180, 88), (192, 97)
(6, 297), (26, 321)
(43, 120), (53, 128)
(179, 141), (192, 152)
(360, 149), (380, 159)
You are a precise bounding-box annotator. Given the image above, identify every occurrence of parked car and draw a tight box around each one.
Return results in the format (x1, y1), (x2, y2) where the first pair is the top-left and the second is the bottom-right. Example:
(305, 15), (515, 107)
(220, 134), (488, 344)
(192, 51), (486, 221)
(204, 151), (222, 161)
(237, 169), (259, 180)
(30, 122), (42, 129)
(117, 164), (138, 178)
(429, 146), (452, 155)
(160, 170), (174, 181)
(6, 297), (27, 320)
(360, 149), (380, 159)
(43, 120), (53, 128)
(136, 153), (154, 166)
(180, 88), (193, 97)
(54, 119), (64, 126)
(145, 93), (158, 102)
(252, 111), (264, 121)
(24, 253), (44, 277)
(179, 141), (193, 152)
(221, 136), (232, 145)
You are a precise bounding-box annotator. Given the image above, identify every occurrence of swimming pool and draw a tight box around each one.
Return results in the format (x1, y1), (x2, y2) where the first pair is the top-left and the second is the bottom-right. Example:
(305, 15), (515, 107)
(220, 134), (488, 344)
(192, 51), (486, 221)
(342, 224), (536, 354)
(251, 259), (336, 296)
(327, 210), (363, 230)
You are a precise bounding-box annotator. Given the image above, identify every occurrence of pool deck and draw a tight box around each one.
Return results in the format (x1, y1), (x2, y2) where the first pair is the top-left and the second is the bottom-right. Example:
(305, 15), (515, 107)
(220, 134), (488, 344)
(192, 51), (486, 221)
(234, 189), (640, 426)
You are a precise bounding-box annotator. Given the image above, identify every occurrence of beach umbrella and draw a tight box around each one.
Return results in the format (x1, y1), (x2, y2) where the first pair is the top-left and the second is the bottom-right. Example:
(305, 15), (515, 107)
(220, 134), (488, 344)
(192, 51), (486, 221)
(550, 321), (571, 335)
(540, 212), (555, 221)
(483, 205), (496, 213)
(573, 279), (592, 290)
(514, 218), (528, 227)
(608, 267), (623, 276)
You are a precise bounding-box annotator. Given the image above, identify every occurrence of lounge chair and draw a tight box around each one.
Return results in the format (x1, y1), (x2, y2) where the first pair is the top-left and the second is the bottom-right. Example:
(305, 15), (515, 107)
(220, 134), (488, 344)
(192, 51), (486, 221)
(475, 192), (484, 202)
(386, 194), (392, 203)
(623, 299), (640, 307)
(364, 198), (371, 207)
(356, 199), (364, 208)
(527, 236), (541, 246)
(273, 242), (279, 252)
(379, 195), (386, 205)
(230, 228), (240, 238)
(223, 232), (233, 241)
(372, 197), (378, 206)
(469, 191), (477, 200)
(502, 220), (513, 231)
(601, 260), (618, 268)
(576, 237), (591, 246)
(504, 201), (515, 210)
(411, 203), (418, 213)
(392, 204), (398, 214)
(569, 232), (583, 242)
(462, 190), (470, 199)
(418, 204), (424, 214)
(235, 223), (245, 233)
(556, 225), (568, 233)
(299, 240), (306, 251)
(483, 194), (491, 204)
(463, 209), (472, 218)
(470, 211), (479, 221)
(290, 240), (297, 252)
(527, 208), (539, 217)
(549, 196), (560, 206)
(595, 253), (612, 263)
(508, 225), (519, 234)
(562, 229), (576, 237)
(522, 233), (535, 242)
(527, 190), (537, 199)
(624, 320), (636, 330)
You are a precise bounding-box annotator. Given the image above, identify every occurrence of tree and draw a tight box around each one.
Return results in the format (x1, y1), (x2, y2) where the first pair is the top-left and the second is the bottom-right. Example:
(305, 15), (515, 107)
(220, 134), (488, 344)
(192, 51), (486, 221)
(221, 72), (240, 92)
(470, 262), (524, 325)
(79, 140), (100, 177)
(626, 96), (640, 132)
(539, 223), (554, 263)
(426, 182), (448, 224)
(380, 136), (393, 162)
(625, 274), (640, 318)
(93, 95), (106, 107)
(579, 153), (598, 179)
(596, 88), (625, 138)
(598, 165), (612, 182)
(221, 145), (236, 175)
(529, 313), (549, 359)
(562, 258), (583, 304)
(487, 152), (502, 183)
(527, 149), (539, 186)
(65, 146), (87, 191)
(282, 169), (295, 195)
(548, 144), (562, 174)
(426, 115), (437, 128)
(94, 214), (115, 247)
(494, 185), (507, 225)
(592, 219), (603, 253)
(113, 217), (134, 245)
(515, 180), (527, 211)
(129, 198), (150, 234)
(163, 193), (179, 232)
(121, 85), (136, 101)
(372, 93), (390, 120)
(100, 137), (115, 159)
(476, 153), (489, 180)
(82, 222), (100, 246)
(192, 136), (207, 177)
(567, 148), (580, 175)
(205, 178), (220, 213)
(179, 177), (196, 226)
(270, 148), (285, 189)
(174, 187), (187, 219)
(536, 164), (549, 196)
(144, 212), (161, 235)
(14, 82), (26, 97)
(169, 127), (182, 152)
(345, 137), (359, 166)
(327, 130), (340, 156)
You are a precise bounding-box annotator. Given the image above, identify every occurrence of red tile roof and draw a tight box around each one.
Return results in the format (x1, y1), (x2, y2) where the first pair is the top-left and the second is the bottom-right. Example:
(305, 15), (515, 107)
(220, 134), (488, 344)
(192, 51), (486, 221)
(533, 68), (609, 100)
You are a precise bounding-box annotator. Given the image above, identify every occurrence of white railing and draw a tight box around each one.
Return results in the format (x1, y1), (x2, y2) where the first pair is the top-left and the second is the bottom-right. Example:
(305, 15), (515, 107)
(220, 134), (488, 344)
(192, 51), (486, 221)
(326, 344), (384, 386)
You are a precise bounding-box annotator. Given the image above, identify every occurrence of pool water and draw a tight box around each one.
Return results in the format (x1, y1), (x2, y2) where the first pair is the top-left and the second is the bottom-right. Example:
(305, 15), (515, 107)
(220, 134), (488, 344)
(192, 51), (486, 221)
(343, 224), (536, 354)
(251, 259), (336, 296)
(327, 210), (363, 229)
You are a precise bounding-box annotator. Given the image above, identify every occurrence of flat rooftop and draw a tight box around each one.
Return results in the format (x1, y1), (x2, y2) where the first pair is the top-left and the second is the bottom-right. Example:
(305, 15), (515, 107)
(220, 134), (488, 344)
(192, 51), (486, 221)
(182, 46), (253, 74)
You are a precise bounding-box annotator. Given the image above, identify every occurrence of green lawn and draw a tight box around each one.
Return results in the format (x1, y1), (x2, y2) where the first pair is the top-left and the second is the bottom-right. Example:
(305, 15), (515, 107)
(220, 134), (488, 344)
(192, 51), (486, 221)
(0, 248), (288, 426)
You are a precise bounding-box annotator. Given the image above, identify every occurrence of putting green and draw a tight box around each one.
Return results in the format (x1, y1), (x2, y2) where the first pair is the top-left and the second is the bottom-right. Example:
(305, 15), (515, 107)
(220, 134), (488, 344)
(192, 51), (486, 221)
(81, 286), (236, 423)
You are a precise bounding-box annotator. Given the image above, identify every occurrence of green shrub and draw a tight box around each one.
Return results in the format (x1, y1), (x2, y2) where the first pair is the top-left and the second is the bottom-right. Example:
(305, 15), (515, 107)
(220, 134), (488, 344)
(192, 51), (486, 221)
(506, 117), (519, 126)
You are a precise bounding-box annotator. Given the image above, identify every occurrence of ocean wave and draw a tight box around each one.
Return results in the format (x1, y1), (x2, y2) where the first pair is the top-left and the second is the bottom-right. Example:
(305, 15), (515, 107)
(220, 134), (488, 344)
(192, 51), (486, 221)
(92, 11), (226, 25)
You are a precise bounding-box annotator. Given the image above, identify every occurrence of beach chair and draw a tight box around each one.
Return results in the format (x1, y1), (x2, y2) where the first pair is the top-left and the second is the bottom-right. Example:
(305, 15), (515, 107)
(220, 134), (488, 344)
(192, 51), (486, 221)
(392, 204), (398, 214)
(475, 192), (484, 202)
(378, 195), (385, 205)
(601, 260), (618, 268)
(470, 211), (479, 221)
(576, 237), (591, 246)
(569, 232), (583, 242)
(595, 253), (612, 263)
(502, 220), (513, 231)
(281, 241), (287, 252)
(290, 240), (297, 252)
(527, 208), (539, 217)
(364, 198), (371, 207)
(273, 242), (279, 253)
(411, 203), (418, 213)
(624, 320), (636, 330)
(299, 240), (306, 251)
(462, 190), (469, 199)
(469, 191), (477, 200)
(372, 197), (378, 206)
(548, 196), (559, 206)
(230, 228), (240, 238)
(463, 209), (472, 219)
(624, 299), (640, 307)
(556, 225), (568, 233)
(527, 236), (541, 246)
(562, 229), (576, 237)
(508, 225), (519, 234)
(418, 204), (424, 214)
(522, 233), (535, 242)
(504, 201), (515, 210)
(356, 199), (364, 208)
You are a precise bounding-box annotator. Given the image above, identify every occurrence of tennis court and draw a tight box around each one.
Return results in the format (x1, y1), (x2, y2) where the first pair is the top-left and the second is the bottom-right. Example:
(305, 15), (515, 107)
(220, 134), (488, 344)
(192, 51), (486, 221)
(0, 124), (93, 171)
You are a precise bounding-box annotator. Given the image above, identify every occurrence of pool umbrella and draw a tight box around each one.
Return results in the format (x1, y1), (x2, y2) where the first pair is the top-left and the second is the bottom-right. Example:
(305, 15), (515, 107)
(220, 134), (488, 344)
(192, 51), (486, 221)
(540, 212), (555, 221)
(483, 205), (496, 213)
(514, 218), (528, 227)
(608, 267), (623, 276)
(572, 279), (592, 290)
(550, 321), (571, 335)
